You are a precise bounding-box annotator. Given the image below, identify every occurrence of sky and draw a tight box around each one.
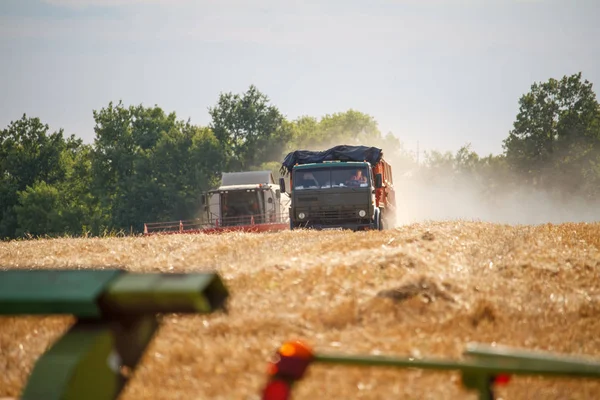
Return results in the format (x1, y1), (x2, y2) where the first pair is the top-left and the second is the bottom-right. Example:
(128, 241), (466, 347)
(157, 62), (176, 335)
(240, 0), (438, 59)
(1, 0), (599, 158)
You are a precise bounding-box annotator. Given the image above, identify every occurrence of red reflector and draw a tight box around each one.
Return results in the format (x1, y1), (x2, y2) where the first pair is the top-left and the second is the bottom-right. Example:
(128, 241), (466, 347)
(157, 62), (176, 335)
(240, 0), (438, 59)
(494, 374), (511, 385)
(267, 362), (278, 376)
(262, 379), (291, 400)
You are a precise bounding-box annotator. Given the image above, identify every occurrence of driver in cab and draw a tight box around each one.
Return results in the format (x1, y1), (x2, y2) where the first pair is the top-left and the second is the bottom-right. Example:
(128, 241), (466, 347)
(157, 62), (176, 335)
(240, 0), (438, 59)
(349, 169), (367, 184)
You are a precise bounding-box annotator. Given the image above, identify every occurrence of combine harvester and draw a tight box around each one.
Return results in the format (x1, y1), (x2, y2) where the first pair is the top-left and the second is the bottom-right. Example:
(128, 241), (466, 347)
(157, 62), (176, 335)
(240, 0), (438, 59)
(144, 170), (291, 235)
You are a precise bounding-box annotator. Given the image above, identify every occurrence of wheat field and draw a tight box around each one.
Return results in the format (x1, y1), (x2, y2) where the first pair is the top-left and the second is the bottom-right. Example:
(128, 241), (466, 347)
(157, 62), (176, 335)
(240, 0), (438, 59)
(1, 221), (600, 399)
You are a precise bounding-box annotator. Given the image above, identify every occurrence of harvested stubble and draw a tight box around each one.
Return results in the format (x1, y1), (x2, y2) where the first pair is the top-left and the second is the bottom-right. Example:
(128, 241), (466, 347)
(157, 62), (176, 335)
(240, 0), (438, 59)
(1, 221), (600, 400)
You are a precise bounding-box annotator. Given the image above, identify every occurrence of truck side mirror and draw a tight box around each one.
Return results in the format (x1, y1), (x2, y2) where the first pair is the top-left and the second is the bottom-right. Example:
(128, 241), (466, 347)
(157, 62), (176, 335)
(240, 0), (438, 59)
(375, 173), (383, 188)
(275, 189), (281, 199)
(201, 194), (206, 205)
(279, 177), (286, 194)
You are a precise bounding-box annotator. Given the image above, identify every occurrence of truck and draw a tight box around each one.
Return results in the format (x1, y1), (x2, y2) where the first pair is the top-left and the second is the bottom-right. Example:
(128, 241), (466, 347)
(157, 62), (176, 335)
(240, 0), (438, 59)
(278, 145), (396, 231)
(143, 170), (291, 235)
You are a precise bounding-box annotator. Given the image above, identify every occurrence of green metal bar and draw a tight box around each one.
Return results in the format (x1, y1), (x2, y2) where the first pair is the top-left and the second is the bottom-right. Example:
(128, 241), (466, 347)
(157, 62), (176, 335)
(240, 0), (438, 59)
(309, 349), (600, 400)
(110, 316), (159, 368)
(100, 272), (228, 315)
(0, 270), (229, 318)
(21, 321), (122, 400)
(464, 343), (600, 372)
(315, 353), (472, 370)
(313, 353), (600, 378)
(461, 374), (495, 400)
(0, 270), (123, 318)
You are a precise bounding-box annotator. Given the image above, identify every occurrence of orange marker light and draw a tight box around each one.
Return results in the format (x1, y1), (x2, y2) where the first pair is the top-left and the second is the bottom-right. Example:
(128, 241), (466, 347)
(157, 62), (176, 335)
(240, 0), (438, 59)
(279, 343), (296, 357)
(279, 341), (313, 359)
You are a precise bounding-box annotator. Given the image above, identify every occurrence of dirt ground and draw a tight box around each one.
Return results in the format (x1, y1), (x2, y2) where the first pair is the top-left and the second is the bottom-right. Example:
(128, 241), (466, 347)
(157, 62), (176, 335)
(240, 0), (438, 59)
(1, 221), (599, 399)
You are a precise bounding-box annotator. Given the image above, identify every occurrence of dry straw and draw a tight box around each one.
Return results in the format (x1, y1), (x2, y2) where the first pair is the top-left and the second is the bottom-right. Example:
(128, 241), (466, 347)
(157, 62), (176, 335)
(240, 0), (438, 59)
(1, 221), (599, 399)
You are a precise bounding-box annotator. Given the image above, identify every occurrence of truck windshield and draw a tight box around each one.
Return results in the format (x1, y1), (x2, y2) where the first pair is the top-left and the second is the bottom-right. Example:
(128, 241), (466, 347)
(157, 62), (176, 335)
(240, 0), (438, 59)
(293, 166), (370, 190)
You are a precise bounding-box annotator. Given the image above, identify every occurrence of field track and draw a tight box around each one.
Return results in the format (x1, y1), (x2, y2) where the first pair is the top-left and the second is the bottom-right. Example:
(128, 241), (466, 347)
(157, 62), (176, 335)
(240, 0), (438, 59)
(1, 221), (600, 399)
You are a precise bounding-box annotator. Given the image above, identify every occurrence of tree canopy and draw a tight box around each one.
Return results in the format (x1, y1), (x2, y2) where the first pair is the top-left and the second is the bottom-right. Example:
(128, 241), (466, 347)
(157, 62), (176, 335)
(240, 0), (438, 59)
(503, 72), (600, 196)
(1, 73), (599, 239)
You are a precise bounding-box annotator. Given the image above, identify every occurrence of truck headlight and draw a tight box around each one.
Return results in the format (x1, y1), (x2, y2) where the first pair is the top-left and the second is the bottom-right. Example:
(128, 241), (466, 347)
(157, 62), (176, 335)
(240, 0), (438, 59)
(358, 210), (366, 217)
(298, 212), (306, 219)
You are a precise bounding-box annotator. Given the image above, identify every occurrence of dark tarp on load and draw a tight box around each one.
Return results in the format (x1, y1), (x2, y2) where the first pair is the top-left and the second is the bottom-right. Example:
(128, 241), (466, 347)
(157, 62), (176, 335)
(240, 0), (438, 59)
(280, 145), (383, 176)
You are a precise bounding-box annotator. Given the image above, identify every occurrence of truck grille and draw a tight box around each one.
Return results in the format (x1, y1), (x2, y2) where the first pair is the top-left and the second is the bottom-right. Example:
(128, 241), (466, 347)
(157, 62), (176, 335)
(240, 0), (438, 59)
(306, 209), (367, 225)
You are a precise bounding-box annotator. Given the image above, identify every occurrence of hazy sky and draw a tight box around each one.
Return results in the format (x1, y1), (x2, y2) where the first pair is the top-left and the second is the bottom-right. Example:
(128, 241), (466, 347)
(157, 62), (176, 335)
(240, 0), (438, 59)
(1, 0), (599, 157)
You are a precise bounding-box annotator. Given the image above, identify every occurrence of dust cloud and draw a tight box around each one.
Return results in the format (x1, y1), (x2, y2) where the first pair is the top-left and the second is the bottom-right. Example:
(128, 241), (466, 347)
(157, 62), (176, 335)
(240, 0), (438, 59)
(386, 157), (600, 226)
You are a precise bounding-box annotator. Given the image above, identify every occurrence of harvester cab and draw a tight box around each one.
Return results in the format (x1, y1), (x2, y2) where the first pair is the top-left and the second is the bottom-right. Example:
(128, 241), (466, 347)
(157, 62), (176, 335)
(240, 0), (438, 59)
(202, 171), (291, 230)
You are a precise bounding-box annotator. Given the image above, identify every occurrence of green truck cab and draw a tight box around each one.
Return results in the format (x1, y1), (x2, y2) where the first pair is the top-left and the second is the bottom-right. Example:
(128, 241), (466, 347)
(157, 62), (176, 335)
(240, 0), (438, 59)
(279, 145), (396, 231)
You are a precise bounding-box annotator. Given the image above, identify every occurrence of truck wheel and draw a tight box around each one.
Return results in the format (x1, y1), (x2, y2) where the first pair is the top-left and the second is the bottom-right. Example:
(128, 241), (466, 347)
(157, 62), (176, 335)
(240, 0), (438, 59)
(373, 209), (383, 231)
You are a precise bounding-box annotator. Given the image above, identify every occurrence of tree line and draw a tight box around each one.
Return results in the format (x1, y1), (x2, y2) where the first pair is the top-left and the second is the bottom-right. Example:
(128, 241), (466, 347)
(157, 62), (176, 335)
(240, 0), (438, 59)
(1, 72), (599, 239)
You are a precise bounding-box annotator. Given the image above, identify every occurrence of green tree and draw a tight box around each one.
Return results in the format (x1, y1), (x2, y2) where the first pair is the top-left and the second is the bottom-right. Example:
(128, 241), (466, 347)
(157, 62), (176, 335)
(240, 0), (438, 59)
(288, 110), (384, 150)
(62, 144), (108, 235)
(315, 110), (382, 146)
(0, 114), (82, 239)
(503, 72), (600, 194)
(91, 101), (225, 231)
(209, 85), (292, 171)
(287, 116), (319, 149)
(14, 181), (62, 237)
(146, 122), (224, 223)
(90, 101), (178, 230)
